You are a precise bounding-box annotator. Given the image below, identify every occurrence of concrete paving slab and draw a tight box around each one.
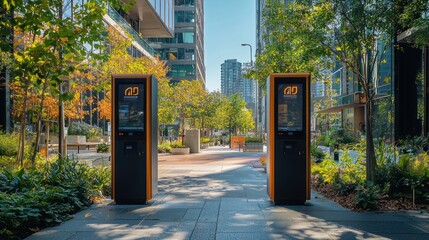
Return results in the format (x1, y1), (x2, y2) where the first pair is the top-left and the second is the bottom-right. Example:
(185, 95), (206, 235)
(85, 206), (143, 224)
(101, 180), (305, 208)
(183, 208), (203, 220)
(25, 146), (429, 240)
(216, 220), (270, 233)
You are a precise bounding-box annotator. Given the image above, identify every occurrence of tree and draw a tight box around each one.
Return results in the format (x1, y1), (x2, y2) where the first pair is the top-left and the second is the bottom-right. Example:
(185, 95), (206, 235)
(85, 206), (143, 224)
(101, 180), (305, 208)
(97, 26), (171, 136)
(1, 0), (122, 164)
(214, 94), (254, 135)
(172, 80), (206, 138)
(250, 0), (429, 182)
(200, 91), (225, 136)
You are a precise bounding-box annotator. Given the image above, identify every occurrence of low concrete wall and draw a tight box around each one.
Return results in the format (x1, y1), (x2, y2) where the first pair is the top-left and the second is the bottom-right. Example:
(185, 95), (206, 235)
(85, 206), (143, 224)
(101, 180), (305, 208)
(184, 129), (200, 153)
(171, 147), (190, 155)
(67, 135), (86, 144)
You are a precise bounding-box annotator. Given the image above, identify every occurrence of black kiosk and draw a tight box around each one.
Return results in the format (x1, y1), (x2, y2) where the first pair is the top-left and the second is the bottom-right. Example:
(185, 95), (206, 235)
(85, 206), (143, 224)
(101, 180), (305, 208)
(111, 74), (158, 204)
(267, 73), (310, 205)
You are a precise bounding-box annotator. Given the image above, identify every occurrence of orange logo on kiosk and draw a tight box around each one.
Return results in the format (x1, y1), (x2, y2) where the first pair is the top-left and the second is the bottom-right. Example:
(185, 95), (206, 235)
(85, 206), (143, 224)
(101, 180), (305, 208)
(283, 86), (298, 95)
(125, 87), (139, 96)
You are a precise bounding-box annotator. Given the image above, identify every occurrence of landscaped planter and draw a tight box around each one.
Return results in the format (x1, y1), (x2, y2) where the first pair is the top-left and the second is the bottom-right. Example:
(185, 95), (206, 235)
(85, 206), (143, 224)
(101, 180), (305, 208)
(171, 147), (190, 155)
(243, 142), (264, 152)
(67, 135), (86, 144)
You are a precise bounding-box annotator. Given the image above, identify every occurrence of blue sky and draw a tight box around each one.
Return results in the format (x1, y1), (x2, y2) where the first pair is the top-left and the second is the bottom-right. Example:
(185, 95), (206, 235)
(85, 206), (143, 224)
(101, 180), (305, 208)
(204, 0), (256, 92)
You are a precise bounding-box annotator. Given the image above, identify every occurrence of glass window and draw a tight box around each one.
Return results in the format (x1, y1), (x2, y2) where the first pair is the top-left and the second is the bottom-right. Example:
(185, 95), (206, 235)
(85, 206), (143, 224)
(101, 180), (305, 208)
(175, 11), (195, 22)
(175, 0), (195, 6)
(168, 65), (195, 77)
(180, 32), (194, 43)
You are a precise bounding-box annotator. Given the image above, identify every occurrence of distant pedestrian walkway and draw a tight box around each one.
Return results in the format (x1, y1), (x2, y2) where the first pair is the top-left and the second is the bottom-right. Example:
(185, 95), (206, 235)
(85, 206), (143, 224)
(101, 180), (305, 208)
(27, 148), (429, 240)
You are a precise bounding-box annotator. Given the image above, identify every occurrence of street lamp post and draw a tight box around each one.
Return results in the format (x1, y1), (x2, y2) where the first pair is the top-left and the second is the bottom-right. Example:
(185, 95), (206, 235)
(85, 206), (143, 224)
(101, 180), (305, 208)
(241, 43), (258, 137)
(241, 43), (253, 65)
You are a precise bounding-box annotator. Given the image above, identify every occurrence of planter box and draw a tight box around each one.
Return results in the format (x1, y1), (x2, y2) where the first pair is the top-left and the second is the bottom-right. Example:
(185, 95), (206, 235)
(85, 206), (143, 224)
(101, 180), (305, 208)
(67, 135), (86, 144)
(243, 142), (264, 152)
(201, 143), (209, 149)
(171, 147), (190, 155)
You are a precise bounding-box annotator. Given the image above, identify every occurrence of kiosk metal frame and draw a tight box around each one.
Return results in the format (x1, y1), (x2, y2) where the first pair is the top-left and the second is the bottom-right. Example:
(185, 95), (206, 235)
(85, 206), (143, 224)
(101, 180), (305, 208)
(111, 74), (158, 204)
(267, 73), (311, 205)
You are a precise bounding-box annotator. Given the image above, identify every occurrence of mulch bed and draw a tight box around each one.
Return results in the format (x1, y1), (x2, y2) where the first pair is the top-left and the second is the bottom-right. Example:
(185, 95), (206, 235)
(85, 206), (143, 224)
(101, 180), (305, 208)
(312, 176), (428, 211)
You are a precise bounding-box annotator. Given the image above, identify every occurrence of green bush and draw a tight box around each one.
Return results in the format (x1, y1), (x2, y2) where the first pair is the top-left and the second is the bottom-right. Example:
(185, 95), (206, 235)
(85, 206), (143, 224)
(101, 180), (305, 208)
(0, 157), (110, 239)
(158, 142), (172, 153)
(245, 137), (263, 143)
(86, 165), (111, 197)
(170, 141), (188, 148)
(68, 122), (102, 139)
(376, 153), (429, 203)
(355, 183), (380, 210)
(333, 181), (356, 196)
(312, 159), (339, 184)
(310, 144), (325, 160)
(0, 132), (19, 157)
(96, 142), (110, 153)
(0, 132), (38, 168)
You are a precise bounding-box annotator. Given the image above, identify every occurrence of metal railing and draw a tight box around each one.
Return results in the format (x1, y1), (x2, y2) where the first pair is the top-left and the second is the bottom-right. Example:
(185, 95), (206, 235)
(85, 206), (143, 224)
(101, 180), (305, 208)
(107, 5), (155, 56)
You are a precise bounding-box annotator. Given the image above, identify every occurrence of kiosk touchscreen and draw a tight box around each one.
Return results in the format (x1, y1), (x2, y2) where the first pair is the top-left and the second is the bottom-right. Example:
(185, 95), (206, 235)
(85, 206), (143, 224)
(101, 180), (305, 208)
(112, 75), (158, 204)
(267, 73), (310, 205)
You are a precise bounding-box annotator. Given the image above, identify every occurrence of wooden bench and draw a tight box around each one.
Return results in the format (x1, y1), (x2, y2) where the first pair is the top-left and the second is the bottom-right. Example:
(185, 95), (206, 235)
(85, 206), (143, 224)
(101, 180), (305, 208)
(67, 142), (99, 153)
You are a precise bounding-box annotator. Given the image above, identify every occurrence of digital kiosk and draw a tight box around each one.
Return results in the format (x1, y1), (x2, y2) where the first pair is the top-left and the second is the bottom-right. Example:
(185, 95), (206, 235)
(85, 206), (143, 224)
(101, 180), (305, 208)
(267, 73), (310, 205)
(111, 74), (158, 204)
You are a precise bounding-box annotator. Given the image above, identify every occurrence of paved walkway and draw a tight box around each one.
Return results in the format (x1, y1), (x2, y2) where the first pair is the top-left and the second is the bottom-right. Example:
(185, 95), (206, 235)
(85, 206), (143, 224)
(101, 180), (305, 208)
(28, 146), (429, 240)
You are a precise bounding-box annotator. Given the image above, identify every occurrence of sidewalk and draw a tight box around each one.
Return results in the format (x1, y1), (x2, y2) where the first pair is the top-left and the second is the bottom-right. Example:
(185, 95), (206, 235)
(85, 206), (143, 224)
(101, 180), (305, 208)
(27, 146), (429, 240)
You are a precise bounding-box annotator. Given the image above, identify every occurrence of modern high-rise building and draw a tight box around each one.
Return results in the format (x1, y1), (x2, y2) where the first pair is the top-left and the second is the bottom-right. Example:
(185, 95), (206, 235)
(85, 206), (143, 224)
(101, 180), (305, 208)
(221, 59), (243, 98)
(104, 0), (175, 59)
(147, 0), (205, 87)
(0, 1), (175, 132)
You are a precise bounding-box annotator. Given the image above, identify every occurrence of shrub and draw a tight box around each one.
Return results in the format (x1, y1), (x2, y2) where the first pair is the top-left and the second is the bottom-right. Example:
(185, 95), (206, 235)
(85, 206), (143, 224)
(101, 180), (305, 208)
(355, 183), (380, 210)
(86, 165), (111, 197)
(68, 122), (102, 139)
(311, 159), (339, 184)
(96, 142), (110, 153)
(158, 142), (172, 153)
(0, 132), (38, 168)
(338, 149), (366, 185)
(170, 141), (188, 148)
(201, 137), (210, 144)
(0, 157), (110, 239)
(310, 144), (325, 160)
(0, 132), (19, 157)
(245, 137), (263, 143)
(333, 181), (356, 196)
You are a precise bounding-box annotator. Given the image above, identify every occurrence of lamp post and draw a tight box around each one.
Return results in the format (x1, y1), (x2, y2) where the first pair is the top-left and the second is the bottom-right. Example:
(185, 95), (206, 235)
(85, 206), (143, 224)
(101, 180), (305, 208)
(241, 43), (258, 137)
(241, 43), (253, 65)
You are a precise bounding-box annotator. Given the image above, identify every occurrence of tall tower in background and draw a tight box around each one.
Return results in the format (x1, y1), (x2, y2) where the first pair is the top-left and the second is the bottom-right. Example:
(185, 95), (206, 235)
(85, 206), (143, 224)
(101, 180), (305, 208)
(221, 59), (243, 98)
(147, 0), (206, 87)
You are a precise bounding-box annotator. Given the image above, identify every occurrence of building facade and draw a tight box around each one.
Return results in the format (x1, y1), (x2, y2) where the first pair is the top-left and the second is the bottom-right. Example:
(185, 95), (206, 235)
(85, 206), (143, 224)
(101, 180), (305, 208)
(0, 0), (175, 132)
(147, 0), (205, 86)
(221, 59), (243, 98)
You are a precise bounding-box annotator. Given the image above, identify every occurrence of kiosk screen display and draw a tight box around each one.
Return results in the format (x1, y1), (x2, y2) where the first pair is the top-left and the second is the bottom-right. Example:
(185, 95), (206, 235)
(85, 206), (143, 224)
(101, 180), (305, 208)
(277, 83), (303, 132)
(118, 83), (145, 131)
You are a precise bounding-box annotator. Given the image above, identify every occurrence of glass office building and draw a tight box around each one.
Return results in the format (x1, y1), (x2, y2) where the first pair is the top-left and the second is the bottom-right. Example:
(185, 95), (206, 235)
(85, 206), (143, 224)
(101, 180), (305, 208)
(147, 0), (205, 86)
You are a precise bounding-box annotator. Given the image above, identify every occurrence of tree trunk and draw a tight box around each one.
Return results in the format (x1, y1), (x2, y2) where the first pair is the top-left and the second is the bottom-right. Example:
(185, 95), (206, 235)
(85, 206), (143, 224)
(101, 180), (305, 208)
(365, 99), (377, 182)
(96, 91), (100, 127)
(31, 81), (48, 165)
(89, 89), (93, 125)
(17, 81), (30, 166)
